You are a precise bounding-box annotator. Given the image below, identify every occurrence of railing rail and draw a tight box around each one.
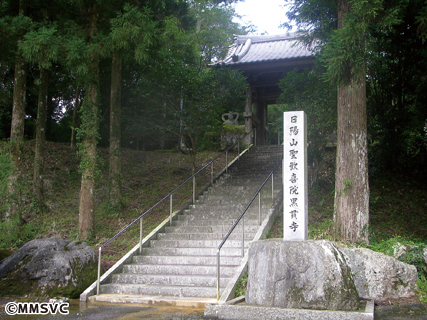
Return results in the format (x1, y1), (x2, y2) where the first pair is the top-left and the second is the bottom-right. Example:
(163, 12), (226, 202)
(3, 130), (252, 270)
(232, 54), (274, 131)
(216, 158), (282, 300)
(96, 129), (255, 295)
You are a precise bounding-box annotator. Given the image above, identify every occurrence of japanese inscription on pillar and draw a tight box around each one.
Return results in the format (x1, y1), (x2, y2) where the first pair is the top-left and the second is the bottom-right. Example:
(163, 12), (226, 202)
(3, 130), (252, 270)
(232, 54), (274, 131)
(283, 111), (308, 240)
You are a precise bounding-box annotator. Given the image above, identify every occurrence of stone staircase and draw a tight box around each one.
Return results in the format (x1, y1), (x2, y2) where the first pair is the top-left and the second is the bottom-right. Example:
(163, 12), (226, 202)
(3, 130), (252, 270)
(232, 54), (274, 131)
(95, 145), (283, 302)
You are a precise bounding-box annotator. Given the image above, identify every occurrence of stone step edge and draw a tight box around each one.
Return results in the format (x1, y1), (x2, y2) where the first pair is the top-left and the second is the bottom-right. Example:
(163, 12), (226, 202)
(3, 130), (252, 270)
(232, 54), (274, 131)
(112, 272), (232, 280)
(88, 293), (218, 308)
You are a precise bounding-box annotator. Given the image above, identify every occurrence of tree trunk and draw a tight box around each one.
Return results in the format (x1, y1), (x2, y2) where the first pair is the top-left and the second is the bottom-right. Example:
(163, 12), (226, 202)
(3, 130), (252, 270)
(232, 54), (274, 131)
(33, 68), (49, 205)
(333, 0), (369, 244)
(7, 57), (27, 218)
(109, 51), (122, 207)
(70, 87), (81, 150)
(78, 6), (99, 240)
(78, 79), (98, 240)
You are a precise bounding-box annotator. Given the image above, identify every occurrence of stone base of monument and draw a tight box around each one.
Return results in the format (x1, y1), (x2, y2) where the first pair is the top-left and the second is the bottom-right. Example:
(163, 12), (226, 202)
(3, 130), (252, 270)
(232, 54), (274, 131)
(204, 299), (374, 320)
(205, 239), (375, 319)
(246, 239), (360, 310)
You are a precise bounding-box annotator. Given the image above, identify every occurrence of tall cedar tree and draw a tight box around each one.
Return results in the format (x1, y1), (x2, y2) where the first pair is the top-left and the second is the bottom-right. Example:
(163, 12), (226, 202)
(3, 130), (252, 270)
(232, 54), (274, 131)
(20, 21), (62, 205)
(109, 51), (122, 207)
(33, 69), (49, 204)
(333, 0), (369, 244)
(108, 3), (158, 208)
(286, 0), (400, 244)
(75, 0), (173, 238)
(77, 3), (100, 240)
(5, 0), (29, 217)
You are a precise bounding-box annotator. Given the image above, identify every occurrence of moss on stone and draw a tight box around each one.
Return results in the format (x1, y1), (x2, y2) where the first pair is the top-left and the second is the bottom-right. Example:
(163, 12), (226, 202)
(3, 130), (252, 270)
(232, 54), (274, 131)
(0, 240), (97, 300)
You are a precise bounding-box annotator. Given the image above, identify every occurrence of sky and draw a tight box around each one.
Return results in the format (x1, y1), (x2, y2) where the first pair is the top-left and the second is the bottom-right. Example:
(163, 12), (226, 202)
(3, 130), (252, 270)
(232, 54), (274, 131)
(233, 0), (291, 35)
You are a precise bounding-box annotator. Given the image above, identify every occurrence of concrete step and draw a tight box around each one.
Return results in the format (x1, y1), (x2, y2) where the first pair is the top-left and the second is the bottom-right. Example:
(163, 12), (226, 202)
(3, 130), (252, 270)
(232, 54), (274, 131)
(164, 225), (260, 234)
(141, 247), (245, 256)
(89, 294), (217, 308)
(189, 198), (276, 207)
(111, 273), (229, 288)
(156, 232), (256, 241)
(99, 283), (222, 298)
(172, 218), (261, 227)
(122, 263), (237, 277)
(133, 255), (243, 266)
(194, 196), (276, 206)
(183, 202), (274, 213)
(149, 239), (249, 249)
(177, 213), (268, 222)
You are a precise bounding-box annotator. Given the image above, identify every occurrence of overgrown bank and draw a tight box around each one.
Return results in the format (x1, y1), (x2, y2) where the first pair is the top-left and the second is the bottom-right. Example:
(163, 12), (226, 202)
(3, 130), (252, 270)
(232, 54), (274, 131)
(0, 141), (236, 265)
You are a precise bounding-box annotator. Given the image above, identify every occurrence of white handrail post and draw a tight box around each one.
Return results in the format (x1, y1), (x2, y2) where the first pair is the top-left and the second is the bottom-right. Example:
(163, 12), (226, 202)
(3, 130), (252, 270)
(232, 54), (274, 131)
(193, 176), (196, 203)
(170, 194), (173, 226)
(211, 162), (214, 185)
(272, 173), (274, 199)
(216, 249), (220, 300)
(97, 247), (101, 295)
(242, 216), (245, 257)
(139, 217), (143, 254)
(226, 150), (228, 173)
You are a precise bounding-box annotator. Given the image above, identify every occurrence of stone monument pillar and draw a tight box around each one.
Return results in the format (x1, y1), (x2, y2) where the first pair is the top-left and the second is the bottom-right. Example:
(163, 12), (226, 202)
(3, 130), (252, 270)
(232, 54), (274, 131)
(283, 111), (308, 240)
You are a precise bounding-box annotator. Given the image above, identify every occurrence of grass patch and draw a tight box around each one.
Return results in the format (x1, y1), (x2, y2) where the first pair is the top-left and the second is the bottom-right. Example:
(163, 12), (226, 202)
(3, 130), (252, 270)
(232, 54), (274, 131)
(417, 280), (427, 303)
(234, 271), (248, 297)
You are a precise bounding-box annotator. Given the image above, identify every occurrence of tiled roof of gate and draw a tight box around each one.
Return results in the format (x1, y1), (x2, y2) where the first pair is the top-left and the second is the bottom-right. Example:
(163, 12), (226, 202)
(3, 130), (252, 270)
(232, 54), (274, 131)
(217, 33), (314, 66)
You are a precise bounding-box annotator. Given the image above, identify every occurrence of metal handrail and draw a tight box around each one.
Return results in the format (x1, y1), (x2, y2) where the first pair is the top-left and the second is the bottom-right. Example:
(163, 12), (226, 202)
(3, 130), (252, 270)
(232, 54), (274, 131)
(216, 158), (282, 300)
(96, 129), (255, 295)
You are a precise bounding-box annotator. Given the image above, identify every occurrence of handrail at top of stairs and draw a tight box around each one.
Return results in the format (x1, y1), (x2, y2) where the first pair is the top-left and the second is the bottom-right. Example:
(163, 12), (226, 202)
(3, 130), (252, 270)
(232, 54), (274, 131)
(216, 158), (282, 300)
(96, 129), (256, 295)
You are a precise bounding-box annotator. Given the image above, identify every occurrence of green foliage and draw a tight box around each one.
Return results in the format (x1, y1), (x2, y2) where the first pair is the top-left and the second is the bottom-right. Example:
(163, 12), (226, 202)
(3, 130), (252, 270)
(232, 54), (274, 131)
(190, 0), (249, 64)
(277, 67), (336, 181)
(416, 2), (427, 43)
(267, 104), (286, 145)
(416, 280), (427, 303)
(76, 98), (100, 175)
(0, 214), (39, 249)
(0, 143), (39, 249)
(0, 147), (12, 221)
(170, 67), (247, 157)
(369, 237), (427, 280)
(19, 24), (62, 70)
(222, 124), (246, 135)
(320, 0), (400, 84)
(0, 0), (255, 244)
(109, 4), (158, 63)
(309, 219), (334, 240)
(234, 272), (248, 297)
(287, 0), (401, 84)
(117, 0), (249, 154)
(366, 0), (427, 176)
(286, 0), (427, 177)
